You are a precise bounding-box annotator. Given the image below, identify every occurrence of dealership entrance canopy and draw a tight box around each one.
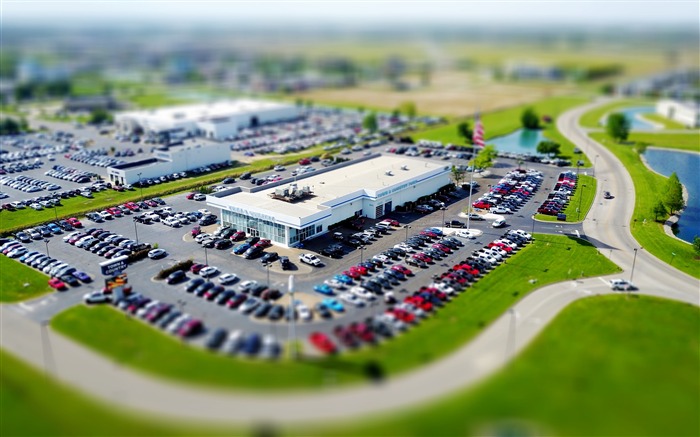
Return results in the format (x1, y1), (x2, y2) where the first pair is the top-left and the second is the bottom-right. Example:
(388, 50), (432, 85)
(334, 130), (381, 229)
(207, 155), (451, 247)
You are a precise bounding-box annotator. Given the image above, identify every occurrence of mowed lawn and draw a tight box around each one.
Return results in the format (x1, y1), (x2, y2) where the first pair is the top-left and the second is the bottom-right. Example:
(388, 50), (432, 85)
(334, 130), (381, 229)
(590, 133), (699, 278)
(535, 174), (597, 222)
(306, 295), (700, 437)
(628, 132), (700, 153)
(52, 234), (620, 390)
(640, 113), (690, 130)
(578, 98), (654, 128)
(0, 255), (52, 302)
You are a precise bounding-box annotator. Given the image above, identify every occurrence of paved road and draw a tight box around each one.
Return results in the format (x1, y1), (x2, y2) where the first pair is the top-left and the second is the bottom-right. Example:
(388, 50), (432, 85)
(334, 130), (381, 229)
(1, 100), (698, 425)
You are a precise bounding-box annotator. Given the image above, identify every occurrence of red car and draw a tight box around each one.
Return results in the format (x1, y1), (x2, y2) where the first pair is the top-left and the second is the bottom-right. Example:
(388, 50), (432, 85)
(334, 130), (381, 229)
(230, 231), (246, 241)
(405, 295), (433, 312)
(453, 264), (480, 276)
(413, 253), (432, 263)
(226, 294), (247, 309)
(178, 319), (203, 337)
(298, 158), (311, 166)
(124, 202), (140, 211)
(48, 277), (67, 290)
(387, 308), (415, 324)
(333, 325), (359, 348)
(351, 265), (368, 276)
(349, 322), (375, 343)
(309, 332), (337, 354)
(343, 269), (361, 280)
(185, 192), (197, 200)
(432, 243), (452, 253)
(488, 242), (513, 253)
(67, 217), (82, 228)
(420, 230), (438, 239)
(420, 287), (449, 301)
(190, 263), (207, 274)
(254, 239), (272, 248)
(472, 201), (492, 209)
(145, 199), (158, 207)
(384, 219), (400, 227)
(107, 207), (123, 217)
(391, 264), (413, 276)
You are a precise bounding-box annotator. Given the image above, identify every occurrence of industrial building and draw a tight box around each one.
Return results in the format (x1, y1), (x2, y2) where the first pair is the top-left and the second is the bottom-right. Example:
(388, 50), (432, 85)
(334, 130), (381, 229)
(114, 99), (300, 141)
(656, 99), (700, 128)
(206, 155), (452, 247)
(106, 142), (230, 185)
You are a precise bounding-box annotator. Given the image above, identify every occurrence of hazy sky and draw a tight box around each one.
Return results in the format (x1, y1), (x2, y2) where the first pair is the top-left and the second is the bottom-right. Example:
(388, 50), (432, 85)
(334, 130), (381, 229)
(3, 0), (699, 29)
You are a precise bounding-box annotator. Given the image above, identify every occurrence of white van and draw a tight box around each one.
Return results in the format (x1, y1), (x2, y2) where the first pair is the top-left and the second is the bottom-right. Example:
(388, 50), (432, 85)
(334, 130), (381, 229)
(492, 218), (506, 228)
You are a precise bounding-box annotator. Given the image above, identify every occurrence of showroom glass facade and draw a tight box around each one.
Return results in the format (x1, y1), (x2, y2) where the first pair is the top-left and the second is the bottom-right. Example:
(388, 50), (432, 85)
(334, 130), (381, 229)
(221, 210), (286, 244)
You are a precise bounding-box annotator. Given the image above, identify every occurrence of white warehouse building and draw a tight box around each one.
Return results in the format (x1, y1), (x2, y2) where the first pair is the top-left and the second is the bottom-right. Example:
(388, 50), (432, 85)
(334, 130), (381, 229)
(206, 155), (452, 247)
(114, 99), (301, 141)
(106, 142), (230, 185)
(656, 99), (700, 128)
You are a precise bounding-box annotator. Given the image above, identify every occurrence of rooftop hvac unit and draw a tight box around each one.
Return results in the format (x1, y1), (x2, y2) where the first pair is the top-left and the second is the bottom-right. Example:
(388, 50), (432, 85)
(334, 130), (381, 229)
(385, 171), (393, 176)
(401, 165), (409, 170)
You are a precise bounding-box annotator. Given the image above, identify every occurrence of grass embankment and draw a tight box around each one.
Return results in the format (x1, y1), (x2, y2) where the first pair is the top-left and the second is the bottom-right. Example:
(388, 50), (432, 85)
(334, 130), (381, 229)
(415, 95), (592, 166)
(590, 132), (699, 278)
(628, 132), (700, 153)
(305, 295), (700, 437)
(578, 98), (654, 129)
(535, 174), (597, 222)
(0, 146), (330, 235)
(640, 113), (690, 130)
(0, 255), (53, 302)
(52, 234), (620, 390)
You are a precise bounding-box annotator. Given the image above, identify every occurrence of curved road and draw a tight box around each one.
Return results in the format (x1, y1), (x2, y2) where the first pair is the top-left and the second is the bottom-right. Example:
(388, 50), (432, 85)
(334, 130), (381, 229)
(2, 100), (698, 426)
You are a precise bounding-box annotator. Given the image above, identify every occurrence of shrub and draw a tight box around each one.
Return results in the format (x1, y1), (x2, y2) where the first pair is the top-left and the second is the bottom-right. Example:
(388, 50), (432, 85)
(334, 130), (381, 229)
(156, 259), (194, 280)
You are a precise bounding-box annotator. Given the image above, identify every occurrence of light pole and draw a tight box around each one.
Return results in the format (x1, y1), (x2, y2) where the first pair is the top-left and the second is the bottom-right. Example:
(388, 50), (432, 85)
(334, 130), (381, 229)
(137, 172), (143, 202)
(630, 248), (639, 283)
(593, 154), (599, 177)
(266, 263), (271, 287)
(404, 225), (411, 243)
(203, 245), (209, 265)
(531, 214), (535, 235)
(577, 184), (586, 221)
(440, 207), (447, 227)
(132, 218), (140, 244)
(44, 239), (50, 257)
(359, 245), (366, 264)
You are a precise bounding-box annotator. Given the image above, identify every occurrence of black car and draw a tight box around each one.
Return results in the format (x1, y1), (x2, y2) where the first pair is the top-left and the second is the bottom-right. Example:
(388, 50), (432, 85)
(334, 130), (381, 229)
(253, 302), (272, 318)
(321, 246), (343, 258)
(185, 278), (205, 292)
(314, 303), (332, 319)
(215, 290), (236, 305)
(194, 281), (216, 297)
(250, 284), (268, 297)
(267, 304), (285, 321)
(245, 236), (260, 245)
(243, 246), (263, 259)
(60, 274), (81, 287)
(344, 238), (363, 248)
(361, 280), (382, 294)
(206, 328), (227, 351)
(222, 177), (236, 184)
(260, 252), (279, 264)
(240, 172), (252, 180)
(279, 256), (292, 270)
(444, 220), (466, 228)
(214, 239), (233, 250)
(15, 232), (31, 243)
(199, 215), (217, 226)
(166, 270), (187, 284)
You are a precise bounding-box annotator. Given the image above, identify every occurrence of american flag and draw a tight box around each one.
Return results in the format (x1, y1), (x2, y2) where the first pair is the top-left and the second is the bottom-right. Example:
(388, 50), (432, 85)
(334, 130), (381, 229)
(473, 113), (485, 148)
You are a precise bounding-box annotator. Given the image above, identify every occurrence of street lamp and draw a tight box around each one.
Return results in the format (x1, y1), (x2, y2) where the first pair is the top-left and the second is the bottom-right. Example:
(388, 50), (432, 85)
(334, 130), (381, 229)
(630, 248), (639, 283)
(266, 263), (272, 287)
(593, 154), (599, 177)
(403, 225), (411, 243)
(531, 214), (535, 235)
(440, 206), (447, 227)
(133, 217), (140, 244)
(203, 245), (209, 265)
(44, 239), (50, 257)
(359, 245), (366, 264)
(137, 172), (143, 202)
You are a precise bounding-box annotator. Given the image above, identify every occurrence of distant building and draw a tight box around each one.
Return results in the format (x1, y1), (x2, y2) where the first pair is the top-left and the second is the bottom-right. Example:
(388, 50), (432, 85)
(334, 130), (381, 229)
(114, 99), (300, 141)
(63, 95), (120, 112)
(656, 99), (700, 128)
(106, 142), (230, 185)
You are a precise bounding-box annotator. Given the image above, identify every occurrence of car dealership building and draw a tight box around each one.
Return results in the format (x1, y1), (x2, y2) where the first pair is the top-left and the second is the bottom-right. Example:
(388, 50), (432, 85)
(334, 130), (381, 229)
(206, 155), (451, 247)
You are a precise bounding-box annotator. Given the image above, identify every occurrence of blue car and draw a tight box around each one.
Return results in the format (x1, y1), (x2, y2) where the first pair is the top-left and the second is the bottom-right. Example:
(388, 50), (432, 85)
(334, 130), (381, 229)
(232, 243), (251, 255)
(313, 284), (334, 295)
(72, 271), (92, 283)
(333, 274), (353, 285)
(47, 223), (63, 234)
(425, 227), (443, 236)
(322, 298), (344, 312)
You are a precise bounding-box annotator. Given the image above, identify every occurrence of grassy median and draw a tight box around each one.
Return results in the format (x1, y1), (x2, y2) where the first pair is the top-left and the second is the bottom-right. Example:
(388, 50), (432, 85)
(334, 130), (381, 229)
(52, 234), (620, 390)
(535, 174), (597, 222)
(590, 132), (699, 278)
(0, 255), (53, 302)
(578, 98), (654, 129)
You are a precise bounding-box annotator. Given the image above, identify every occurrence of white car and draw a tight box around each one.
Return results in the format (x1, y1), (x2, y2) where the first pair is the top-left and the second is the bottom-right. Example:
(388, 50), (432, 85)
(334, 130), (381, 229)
(195, 233), (212, 243)
(350, 286), (376, 301)
(508, 229), (532, 240)
(273, 165), (286, 171)
(610, 279), (636, 291)
(223, 330), (244, 355)
(296, 303), (312, 321)
(373, 254), (390, 263)
(199, 266), (220, 278)
(394, 243), (414, 253)
(492, 218), (506, 228)
(218, 273), (238, 284)
(299, 253), (322, 266)
(83, 290), (111, 304)
(324, 278), (345, 289)
(338, 292), (365, 307)
(147, 248), (167, 259)
(198, 208), (211, 216)
(454, 230), (477, 239)
(494, 239), (518, 250)
(490, 206), (512, 214)
(163, 217), (181, 227)
(475, 252), (499, 264)
(193, 193), (206, 201)
(237, 279), (258, 293)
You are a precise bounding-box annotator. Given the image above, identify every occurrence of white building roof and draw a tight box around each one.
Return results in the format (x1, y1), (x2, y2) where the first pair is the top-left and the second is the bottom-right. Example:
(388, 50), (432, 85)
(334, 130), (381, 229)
(210, 155), (450, 227)
(116, 99), (293, 126)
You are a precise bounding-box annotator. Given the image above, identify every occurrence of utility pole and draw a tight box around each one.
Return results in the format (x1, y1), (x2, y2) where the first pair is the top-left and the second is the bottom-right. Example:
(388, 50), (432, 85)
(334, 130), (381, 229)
(288, 275), (297, 360)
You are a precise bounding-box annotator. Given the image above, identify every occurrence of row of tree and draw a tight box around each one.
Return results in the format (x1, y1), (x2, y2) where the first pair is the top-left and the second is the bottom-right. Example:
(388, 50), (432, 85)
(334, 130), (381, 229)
(0, 117), (28, 135)
(653, 172), (686, 220)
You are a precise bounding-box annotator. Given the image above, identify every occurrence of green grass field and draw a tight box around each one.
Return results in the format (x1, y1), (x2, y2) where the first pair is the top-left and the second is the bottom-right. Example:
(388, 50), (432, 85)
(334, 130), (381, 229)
(628, 132), (700, 152)
(304, 295), (700, 436)
(590, 133), (699, 278)
(640, 113), (690, 130)
(535, 174), (597, 222)
(416, 95), (590, 144)
(52, 234), (620, 389)
(0, 255), (53, 302)
(578, 98), (655, 128)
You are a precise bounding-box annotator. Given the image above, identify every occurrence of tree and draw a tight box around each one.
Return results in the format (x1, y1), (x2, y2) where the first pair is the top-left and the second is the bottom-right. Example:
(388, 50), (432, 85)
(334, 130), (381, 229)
(652, 200), (668, 221)
(363, 112), (378, 133)
(663, 172), (685, 213)
(470, 145), (498, 170)
(391, 108), (400, 119)
(399, 101), (416, 118)
(606, 113), (630, 142)
(0, 118), (20, 135)
(693, 236), (700, 256)
(456, 121), (473, 145)
(88, 108), (112, 125)
(536, 140), (561, 157)
(450, 165), (466, 186)
(521, 107), (540, 129)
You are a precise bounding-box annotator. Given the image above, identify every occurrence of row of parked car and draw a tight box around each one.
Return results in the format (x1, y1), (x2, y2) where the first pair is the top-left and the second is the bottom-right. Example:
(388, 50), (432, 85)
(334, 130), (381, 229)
(0, 174), (61, 193)
(14, 217), (83, 242)
(63, 227), (140, 260)
(44, 164), (94, 184)
(0, 238), (93, 291)
(537, 171), (578, 216)
(66, 149), (127, 168)
(471, 169), (543, 214)
(308, 229), (534, 354)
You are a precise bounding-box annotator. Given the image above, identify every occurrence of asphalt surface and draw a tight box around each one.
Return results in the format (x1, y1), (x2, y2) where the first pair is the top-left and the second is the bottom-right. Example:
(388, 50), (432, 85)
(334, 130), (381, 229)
(1, 100), (698, 425)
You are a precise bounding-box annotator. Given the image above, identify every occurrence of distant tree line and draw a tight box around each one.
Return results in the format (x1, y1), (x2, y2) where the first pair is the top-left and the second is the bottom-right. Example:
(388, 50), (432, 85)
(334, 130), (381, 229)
(14, 79), (72, 101)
